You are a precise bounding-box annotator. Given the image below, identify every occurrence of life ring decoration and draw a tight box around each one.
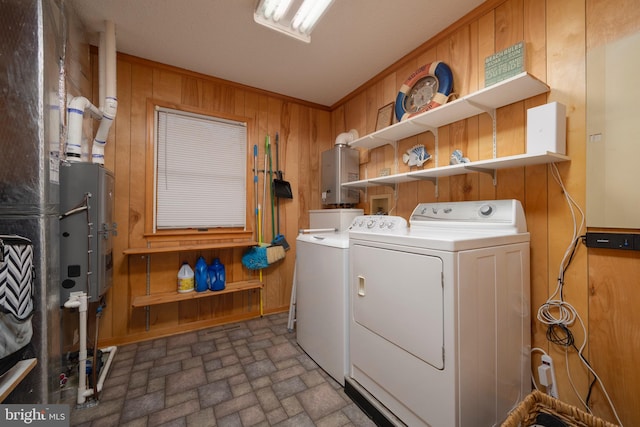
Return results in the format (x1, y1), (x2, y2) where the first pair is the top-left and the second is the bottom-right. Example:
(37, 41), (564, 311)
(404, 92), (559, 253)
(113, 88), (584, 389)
(395, 61), (454, 122)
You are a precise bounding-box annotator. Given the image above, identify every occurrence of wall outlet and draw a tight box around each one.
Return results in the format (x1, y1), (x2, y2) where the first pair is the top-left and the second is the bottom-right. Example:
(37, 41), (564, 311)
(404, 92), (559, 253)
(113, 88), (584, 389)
(540, 354), (558, 398)
(379, 168), (390, 177)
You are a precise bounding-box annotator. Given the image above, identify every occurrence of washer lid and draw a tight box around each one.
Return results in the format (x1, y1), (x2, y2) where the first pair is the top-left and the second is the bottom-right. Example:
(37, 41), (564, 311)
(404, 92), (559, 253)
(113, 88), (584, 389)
(297, 231), (350, 248)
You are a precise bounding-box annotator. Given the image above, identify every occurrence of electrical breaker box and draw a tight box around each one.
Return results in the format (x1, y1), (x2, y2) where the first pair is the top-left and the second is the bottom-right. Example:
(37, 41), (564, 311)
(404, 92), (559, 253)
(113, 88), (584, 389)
(59, 163), (116, 304)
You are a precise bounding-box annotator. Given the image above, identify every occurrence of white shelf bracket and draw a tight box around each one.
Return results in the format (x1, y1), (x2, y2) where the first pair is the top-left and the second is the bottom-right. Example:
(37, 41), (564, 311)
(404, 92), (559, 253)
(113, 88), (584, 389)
(465, 100), (497, 158)
(368, 135), (397, 148)
(422, 124), (438, 136)
(433, 128), (439, 166)
(465, 165), (497, 185)
(403, 120), (437, 136)
(413, 175), (438, 198)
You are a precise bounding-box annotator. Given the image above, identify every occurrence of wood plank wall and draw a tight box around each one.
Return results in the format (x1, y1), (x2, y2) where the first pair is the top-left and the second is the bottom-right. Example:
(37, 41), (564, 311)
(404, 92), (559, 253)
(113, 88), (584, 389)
(83, 0), (639, 424)
(92, 53), (333, 346)
(330, 0), (638, 424)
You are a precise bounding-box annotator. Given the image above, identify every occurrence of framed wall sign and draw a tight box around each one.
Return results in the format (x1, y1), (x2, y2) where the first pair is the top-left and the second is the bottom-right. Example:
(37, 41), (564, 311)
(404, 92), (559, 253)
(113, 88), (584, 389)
(376, 102), (395, 131)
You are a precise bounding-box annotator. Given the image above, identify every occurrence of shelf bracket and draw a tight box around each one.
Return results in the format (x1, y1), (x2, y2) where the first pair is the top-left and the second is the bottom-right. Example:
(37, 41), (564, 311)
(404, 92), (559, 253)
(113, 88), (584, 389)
(145, 254), (151, 331)
(465, 100), (497, 158)
(412, 176), (437, 184)
(412, 175), (438, 198)
(419, 124), (438, 136)
(464, 99), (496, 120)
(464, 165), (497, 185)
(433, 129), (439, 166)
(366, 135), (397, 148)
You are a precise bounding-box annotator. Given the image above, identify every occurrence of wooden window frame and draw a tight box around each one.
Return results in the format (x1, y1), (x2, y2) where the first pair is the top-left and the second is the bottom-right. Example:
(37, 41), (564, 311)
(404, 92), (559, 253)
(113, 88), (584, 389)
(144, 99), (254, 242)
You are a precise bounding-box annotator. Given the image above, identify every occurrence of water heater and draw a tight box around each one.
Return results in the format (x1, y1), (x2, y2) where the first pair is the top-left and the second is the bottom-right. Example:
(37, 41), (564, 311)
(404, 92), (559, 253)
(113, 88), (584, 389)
(59, 162), (116, 303)
(321, 144), (360, 207)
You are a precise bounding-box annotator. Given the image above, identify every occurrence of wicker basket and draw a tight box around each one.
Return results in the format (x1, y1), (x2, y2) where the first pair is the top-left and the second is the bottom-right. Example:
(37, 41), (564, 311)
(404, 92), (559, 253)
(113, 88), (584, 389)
(501, 390), (619, 427)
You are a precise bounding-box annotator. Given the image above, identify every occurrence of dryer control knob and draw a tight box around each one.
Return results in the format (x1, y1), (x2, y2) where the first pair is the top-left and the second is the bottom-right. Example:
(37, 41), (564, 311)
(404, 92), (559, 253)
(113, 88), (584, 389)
(479, 204), (494, 216)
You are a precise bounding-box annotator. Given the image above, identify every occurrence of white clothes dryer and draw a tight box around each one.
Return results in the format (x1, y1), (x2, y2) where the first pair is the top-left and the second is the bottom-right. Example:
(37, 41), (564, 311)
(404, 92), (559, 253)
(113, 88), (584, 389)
(346, 200), (531, 427)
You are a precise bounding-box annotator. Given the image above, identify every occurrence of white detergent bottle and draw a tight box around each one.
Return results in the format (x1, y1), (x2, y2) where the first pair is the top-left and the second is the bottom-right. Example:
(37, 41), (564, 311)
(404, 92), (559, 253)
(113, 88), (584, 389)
(177, 262), (195, 293)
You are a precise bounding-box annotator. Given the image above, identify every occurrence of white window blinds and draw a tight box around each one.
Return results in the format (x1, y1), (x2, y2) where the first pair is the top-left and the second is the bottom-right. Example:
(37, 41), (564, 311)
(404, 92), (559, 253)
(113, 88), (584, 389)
(154, 107), (247, 230)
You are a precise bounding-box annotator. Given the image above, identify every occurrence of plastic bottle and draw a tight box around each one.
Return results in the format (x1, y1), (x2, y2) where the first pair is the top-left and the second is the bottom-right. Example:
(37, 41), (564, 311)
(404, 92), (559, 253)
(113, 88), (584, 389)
(208, 258), (226, 291)
(194, 256), (208, 292)
(177, 262), (194, 293)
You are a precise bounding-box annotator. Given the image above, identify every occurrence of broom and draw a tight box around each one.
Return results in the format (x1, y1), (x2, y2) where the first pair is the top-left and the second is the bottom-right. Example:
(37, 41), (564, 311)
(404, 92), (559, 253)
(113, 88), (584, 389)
(241, 136), (285, 271)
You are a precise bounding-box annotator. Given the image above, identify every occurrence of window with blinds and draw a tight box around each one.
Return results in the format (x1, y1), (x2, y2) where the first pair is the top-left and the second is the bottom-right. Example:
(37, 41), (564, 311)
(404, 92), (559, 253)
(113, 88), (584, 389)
(154, 106), (247, 230)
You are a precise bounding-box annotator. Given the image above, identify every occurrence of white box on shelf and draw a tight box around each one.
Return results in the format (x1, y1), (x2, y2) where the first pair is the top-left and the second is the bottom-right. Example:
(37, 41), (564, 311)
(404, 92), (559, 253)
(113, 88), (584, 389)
(526, 102), (566, 155)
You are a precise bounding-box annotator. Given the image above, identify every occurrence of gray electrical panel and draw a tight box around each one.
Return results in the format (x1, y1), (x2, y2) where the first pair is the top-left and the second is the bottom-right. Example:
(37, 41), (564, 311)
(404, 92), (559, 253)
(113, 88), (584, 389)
(59, 162), (116, 304)
(321, 145), (360, 207)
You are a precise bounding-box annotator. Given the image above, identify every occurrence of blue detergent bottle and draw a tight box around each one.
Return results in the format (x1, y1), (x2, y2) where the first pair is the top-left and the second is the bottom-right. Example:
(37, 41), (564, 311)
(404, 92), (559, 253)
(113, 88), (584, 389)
(208, 258), (226, 291)
(195, 256), (208, 292)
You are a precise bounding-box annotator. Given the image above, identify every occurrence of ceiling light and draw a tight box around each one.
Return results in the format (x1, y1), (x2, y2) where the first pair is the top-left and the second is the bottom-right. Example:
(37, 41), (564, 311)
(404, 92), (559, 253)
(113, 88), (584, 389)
(254, 0), (334, 43)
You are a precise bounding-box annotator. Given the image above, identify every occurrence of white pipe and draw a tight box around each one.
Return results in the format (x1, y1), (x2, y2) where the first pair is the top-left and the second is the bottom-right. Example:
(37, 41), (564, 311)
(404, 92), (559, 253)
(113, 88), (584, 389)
(335, 129), (359, 146)
(92, 20), (118, 165)
(98, 31), (106, 111)
(66, 97), (101, 162)
(64, 293), (118, 404)
(81, 345), (117, 398)
(64, 292), (88, 405)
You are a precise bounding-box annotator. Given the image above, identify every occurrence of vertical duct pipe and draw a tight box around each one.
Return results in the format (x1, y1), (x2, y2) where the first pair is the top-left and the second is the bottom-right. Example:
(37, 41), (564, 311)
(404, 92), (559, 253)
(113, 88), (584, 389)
(66, 96), (102, 162)
(91, 20), (117, 165)
(64, 21), (117, 164)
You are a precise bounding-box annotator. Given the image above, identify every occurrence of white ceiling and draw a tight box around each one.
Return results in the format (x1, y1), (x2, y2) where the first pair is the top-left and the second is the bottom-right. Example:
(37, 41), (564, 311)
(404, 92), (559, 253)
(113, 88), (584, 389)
(69, 0), (484, 107)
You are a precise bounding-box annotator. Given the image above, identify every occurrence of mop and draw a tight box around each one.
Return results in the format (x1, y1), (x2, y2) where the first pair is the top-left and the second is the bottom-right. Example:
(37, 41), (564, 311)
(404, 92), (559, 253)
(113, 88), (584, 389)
(272, 132), (290, 250)
(242, 135), (285, 270)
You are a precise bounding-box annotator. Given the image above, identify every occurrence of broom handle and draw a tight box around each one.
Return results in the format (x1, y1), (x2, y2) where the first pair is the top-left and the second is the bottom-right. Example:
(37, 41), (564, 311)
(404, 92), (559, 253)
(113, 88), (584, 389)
(258, 205), (262, 282)
(254, 145), (258, 241)
(262, 143), (268, 243)
(268, 137), (275, 241)
(275, 132), (280, 234)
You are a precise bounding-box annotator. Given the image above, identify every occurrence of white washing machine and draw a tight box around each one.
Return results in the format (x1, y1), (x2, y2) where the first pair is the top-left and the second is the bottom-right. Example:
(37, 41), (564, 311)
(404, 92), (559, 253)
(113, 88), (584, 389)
(345, 200), (531, 427)
(296, 209), (362, 385)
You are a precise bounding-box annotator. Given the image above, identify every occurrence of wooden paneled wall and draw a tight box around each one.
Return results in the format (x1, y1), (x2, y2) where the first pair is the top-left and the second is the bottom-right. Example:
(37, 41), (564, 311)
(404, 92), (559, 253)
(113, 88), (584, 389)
(85, 0), (639, 424)
(93, 53), (333, 346)
(331, 0), (638, 424)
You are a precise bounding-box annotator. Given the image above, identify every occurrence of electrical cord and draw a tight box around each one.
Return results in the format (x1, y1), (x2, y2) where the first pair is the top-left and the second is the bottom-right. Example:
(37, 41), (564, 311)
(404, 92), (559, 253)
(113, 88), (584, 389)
(535, 163), (624, 426)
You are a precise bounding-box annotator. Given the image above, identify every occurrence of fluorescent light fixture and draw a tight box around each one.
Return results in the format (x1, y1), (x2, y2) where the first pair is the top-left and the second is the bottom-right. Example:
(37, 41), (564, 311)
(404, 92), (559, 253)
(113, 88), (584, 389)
(254, 0), (334, 43)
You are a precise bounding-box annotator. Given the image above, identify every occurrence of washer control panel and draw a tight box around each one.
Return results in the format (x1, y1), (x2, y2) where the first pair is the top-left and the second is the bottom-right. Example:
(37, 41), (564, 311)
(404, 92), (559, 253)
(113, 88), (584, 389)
(349, 215), (408, 234)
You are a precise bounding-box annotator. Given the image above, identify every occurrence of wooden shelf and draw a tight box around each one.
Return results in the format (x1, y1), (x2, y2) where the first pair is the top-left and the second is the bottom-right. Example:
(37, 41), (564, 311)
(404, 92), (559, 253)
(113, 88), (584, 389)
(127, 239), (264, 329)
(0, 358), (37, 402)
(124, 241), (258, 255)
(343, 152), (570, 189)
(132, 279), (263, 307)
(349, 72), (550, 150)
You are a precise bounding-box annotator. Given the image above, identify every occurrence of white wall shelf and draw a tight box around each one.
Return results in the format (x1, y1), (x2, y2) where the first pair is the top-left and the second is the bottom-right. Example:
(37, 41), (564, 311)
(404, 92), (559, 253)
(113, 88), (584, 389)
(342, 72), (570, 193)
(348, 72), (550, 150)
(343, 152), (569, 189)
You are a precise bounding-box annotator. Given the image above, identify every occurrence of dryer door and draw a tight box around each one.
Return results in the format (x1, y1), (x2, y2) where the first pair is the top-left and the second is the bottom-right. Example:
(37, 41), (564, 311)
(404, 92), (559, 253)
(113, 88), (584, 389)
(351, 243), (444, 369)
